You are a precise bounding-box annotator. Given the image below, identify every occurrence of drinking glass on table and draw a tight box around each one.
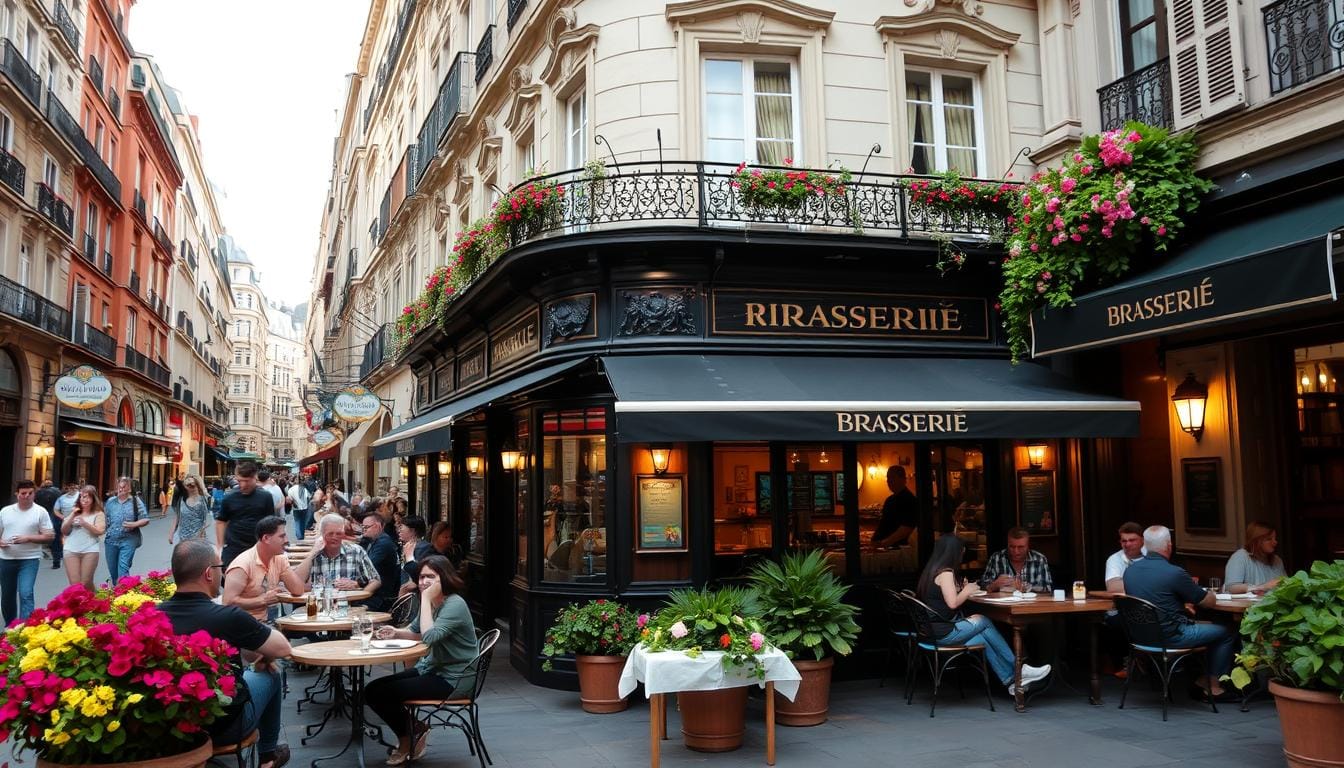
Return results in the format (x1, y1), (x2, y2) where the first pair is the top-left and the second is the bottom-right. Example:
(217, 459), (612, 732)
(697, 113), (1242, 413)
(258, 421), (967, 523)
(354, 615), (373, 652)
(1208, 577), (1223, 593)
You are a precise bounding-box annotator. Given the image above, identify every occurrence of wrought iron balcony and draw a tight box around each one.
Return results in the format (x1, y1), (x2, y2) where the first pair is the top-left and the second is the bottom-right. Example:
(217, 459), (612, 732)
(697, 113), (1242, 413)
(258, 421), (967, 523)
(1098, 58), (1172, 131)
(0, 273), (69, 339)
(152, 218), (173, 254)
(87, 54), (104, 92)
(82, 233), (97, 262)
(507, 0), (527, 30)
(133, 190), (146, 219)
(1, 39), (40, 107)
(129, 270), (141, 295)
(46, 90), (121, 201)
(71, 322), (115, 362)
(148, 290), (168, 321)
(413, 52), (474, 187)
(475, 26), (494, 84)
(379, 189), (391, 239)
(1265, 0), (1344, 94)
(36, 182), (74, 237)
(54, 1), (80, 52)
(360, 324), (391, 380)
(403, 143), (418, 198)
(123, 346), (169, 388)
(0, 146), (24, 197)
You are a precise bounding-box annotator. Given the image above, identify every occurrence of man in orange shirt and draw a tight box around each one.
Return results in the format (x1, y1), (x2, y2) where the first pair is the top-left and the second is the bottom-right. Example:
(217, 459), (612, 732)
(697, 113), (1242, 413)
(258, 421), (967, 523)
(223, 515), (306, 621)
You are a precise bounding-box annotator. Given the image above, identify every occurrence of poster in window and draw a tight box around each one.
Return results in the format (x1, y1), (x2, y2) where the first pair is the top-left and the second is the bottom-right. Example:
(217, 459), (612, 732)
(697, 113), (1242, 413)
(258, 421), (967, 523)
(1181, 458), (1223, 534)
(756, 472), (772, 515)
(637, 475), (688, 552)
(1016, 470), (1057, 536)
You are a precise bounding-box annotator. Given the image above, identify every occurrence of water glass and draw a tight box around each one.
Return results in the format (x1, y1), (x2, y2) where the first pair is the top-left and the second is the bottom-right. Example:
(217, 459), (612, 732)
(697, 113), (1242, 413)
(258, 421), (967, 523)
(1208, 577), (1223, 593)
(335, 597), (349, 619)
(355, 616), (373, 652)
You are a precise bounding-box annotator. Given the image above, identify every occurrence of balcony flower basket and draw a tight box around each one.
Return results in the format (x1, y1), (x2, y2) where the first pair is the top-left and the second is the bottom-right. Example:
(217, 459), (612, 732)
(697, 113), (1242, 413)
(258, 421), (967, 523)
(449, 219), (503, 290)
(541, 599), (637, 713)
(393, 265), (455, 357)
(0, 584), (238, 766)
(495, 179), (565, 243)
(731, 159), (851, 218)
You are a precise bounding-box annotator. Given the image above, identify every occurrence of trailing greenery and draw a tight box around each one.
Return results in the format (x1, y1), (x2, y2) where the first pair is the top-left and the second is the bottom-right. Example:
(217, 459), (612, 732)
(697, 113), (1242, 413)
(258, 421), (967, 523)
(731, 159), (852, 211)
(540, 599), (638, 672)
(639, 586), (770, 678)
(747, 550), (860, 661)
(908, 171), (1018, 273)
(1229, 560), (1344, 697)
(495, 178), (565, 240)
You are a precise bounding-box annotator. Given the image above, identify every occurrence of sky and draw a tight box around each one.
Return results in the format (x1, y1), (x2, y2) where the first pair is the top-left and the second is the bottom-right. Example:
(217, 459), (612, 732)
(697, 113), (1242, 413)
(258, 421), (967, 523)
(129, 0), (371, 308)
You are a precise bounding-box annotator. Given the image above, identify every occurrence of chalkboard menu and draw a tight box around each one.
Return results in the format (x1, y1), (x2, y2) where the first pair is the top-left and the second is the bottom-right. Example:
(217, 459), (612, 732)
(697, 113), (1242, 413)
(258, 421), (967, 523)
(1182, 458), (1223, 533)
(1017, 470), (1057, 536)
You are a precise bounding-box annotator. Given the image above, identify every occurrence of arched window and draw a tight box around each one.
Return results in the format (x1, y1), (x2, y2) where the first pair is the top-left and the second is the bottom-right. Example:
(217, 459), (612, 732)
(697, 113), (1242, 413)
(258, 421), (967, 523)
(135, 402), (147, 432)
(0, 349), (20, 396)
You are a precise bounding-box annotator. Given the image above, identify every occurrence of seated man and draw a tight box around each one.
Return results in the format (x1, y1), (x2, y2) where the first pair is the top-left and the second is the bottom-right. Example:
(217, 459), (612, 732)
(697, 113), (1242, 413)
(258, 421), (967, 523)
(159, 539), (292, 768)
(1105, 521), (1147, 593)
(294, 513), (381, 597)
(979, 526), (1054, 593)
(358, 510), (401, 611)
(1123, 525), (1237, 699)
(223, 515), (307, 622)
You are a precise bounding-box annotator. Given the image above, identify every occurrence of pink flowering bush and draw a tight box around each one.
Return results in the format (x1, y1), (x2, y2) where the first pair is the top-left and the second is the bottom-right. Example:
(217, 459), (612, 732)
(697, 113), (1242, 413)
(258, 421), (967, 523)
(393, 265), (455, 357)
(494, 179), (565, 240)
(0, 584), (237, 764)
(731, 158), (852, 212)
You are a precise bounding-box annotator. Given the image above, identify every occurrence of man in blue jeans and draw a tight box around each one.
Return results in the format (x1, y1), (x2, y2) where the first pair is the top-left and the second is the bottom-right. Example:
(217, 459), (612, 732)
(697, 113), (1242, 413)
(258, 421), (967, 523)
(0, 480), (55, 624)
(1123, 525), (1238, 700)
(160, 539), (292, 768)
(102, 477), (148, 583)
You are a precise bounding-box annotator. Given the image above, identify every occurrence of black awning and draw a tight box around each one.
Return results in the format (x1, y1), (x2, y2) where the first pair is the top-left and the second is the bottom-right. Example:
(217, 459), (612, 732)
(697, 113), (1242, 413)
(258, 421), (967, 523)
(602, 355), (1139, 442)
(299, 443), (340, 467)
(61, 418), (178, 447)
(1030, 194), (1344, 357)
(371, 359), (589, 460)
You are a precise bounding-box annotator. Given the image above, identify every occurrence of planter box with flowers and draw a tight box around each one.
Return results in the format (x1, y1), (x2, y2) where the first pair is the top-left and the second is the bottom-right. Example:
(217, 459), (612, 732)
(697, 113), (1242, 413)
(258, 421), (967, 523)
(0, 583), (237, 767)
(392, 265), (455, 359)
(731, 159), (851, 219)
(541, 599), (637, 713)
(495, 179), (565, 244)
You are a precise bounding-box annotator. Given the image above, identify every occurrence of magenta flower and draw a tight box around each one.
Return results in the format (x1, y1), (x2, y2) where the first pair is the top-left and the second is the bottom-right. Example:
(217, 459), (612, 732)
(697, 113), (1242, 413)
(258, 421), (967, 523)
(749, 632), (765, 651)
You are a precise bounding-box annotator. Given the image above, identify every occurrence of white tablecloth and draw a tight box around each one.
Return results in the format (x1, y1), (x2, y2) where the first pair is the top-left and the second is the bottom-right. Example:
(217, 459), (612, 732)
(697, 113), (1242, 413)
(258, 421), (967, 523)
(618, 645), (801, 702)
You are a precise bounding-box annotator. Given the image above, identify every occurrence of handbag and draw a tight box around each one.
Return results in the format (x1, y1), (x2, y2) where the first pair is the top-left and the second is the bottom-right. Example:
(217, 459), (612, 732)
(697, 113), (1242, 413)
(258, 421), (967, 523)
(128, 496), (147, 549)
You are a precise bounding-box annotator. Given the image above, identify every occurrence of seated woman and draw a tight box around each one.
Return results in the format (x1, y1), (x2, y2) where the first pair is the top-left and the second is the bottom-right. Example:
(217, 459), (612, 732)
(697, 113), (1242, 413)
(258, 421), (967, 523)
(916, 535), (1051, 693)
(365, 555), (478, 765)
(1225, 521), (1285, 594)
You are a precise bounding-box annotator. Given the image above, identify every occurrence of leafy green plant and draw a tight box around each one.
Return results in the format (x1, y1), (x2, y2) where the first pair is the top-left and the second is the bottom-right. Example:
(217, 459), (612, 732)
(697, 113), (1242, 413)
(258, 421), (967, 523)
(1229, 560), (1344, 698)
(731, 159), (852, 212)
(640, 586), (770, 678)
(747, 550), (860, 661)
(494, 178), (565, 241)
(392, 265), (455, 358)
(540, 599), (637, 671)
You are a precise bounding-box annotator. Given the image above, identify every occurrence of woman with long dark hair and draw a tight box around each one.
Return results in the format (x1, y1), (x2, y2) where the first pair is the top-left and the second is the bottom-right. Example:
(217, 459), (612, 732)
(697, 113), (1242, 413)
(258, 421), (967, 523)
(916, 535), (1050, 693)
(365, 555), (478, 765)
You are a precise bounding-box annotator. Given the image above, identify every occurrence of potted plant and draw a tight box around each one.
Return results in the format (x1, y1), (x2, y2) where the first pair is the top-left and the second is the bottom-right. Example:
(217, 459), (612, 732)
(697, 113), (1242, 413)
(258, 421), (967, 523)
(639, 586), (767, 752)
(1229, 560), (1344, 768)
(747, 550), (860, 726)
(541, 599), (638, 713)
(0, 584), (238, 767)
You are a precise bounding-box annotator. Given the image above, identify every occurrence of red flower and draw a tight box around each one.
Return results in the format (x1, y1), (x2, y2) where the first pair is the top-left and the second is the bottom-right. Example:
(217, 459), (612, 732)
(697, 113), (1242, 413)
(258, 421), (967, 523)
(719, 634), (731, 648)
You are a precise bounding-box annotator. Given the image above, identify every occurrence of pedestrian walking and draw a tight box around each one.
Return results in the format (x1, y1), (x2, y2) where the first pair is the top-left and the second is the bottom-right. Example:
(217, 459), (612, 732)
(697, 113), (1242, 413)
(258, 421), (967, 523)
(0, 480), (55, 624)
(287, 478), (312, 541)
(34, 479), (63, 569)
(169, 475), (211, 545)
(215, 462), (275, 569)
(62, 485), (107, 590)
(103, 477), (149, 583)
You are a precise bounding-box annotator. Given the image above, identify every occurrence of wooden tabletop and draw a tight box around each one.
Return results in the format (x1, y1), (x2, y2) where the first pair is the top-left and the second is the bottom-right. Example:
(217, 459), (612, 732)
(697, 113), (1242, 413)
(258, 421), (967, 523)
(970, 594), (1115, 615)
(278, 587), (375, 605)
(288, 638), (427, 667)
(276, 611), (392, 633)
(1088, 590), (1256, 615)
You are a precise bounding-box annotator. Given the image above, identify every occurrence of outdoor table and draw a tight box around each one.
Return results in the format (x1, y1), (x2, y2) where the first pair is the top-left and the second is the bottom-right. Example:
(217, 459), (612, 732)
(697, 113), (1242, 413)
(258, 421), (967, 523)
(970, 593), (1114, 712)
(618, 645), (801, 768)
(276, 610), (392, 634)
(279, 587), (374, 606)
(276, 611), (389, 720)
(289, 639), (428, 768)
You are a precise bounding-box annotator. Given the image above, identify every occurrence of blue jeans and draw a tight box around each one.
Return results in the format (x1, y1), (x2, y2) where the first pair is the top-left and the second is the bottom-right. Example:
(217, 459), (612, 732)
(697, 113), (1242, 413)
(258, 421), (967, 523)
(0, 558), (40, 624)
(213, 668), (283, 756)
(939, 615), (1016, 685)
(292, 507), (312, 541)
(1170, 621), (1237, 678)
(105, 540), (136, 584)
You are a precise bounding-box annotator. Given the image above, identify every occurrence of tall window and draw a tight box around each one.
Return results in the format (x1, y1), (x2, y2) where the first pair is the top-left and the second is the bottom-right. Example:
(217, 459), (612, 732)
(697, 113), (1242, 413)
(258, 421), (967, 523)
(126, 308), (138, 346)
(17, 243), (29, 287)
(43, 156), (58, 192)
(44, 254), (54, 298)
(73, 282), (89, 328)
(85, 204), (97, 243)
(541, 408), (608, 583)
(906, 69), (985, 177)
(1118, 0), (1167, 74)
(703, 58), (798, 165)
(0, 109), (12, 151)
(565, 91), (587, 168)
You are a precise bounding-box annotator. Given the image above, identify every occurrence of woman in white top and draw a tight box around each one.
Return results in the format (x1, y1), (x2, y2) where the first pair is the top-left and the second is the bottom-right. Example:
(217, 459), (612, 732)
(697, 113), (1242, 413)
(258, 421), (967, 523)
(1224, 521), (1286, 594)
(61, 485), (107, 590)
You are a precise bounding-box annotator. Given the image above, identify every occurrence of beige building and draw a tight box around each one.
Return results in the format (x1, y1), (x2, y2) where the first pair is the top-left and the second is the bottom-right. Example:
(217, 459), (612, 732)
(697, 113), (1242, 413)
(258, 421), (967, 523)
(225, 240), (269, 459)
(265, 299), (306, 463)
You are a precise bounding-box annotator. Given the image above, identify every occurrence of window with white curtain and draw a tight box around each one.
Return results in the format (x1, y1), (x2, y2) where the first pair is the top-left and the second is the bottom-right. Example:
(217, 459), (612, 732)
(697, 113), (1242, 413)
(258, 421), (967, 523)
(905, 68), (985, 177)
(702, 57), (799, 165)
(565, 91), (586, 168)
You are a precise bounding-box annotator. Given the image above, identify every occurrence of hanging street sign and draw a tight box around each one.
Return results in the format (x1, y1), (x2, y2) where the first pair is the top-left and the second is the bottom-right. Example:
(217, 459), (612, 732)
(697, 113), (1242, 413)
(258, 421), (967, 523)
(53, 366), (113, 410)
(333, 385), (381, 422)
(312, 429), (340, 447)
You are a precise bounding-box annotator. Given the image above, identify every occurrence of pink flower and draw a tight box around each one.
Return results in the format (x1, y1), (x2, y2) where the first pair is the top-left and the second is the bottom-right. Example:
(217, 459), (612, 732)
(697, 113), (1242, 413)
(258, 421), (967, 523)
(670, 621), (688, 639)
(1060, 178), (1076, 194)
(1127, 130), (1142, 143)
(749, 632), (765, 651)
(637, 614), (649, 629)
(1157, 225), (1167, 235)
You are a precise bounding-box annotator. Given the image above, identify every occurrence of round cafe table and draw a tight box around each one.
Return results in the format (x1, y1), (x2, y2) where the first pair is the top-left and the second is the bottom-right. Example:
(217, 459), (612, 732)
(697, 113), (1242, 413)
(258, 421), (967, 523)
(278, 611), (391, 720)
(279, 587), (374, 606)
(276, 611), (392, 634)
(289, 639), (428, 768)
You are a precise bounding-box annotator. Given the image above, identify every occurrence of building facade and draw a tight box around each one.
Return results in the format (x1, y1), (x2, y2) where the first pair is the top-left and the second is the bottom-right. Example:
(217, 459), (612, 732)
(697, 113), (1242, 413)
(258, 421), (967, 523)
(265, 299), (306, 463)
(225, 240), (270, 461)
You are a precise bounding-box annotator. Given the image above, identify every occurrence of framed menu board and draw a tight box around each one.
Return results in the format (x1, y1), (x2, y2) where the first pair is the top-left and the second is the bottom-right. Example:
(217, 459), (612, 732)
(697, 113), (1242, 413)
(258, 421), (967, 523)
(637, 475), (688, 552)
(1017, 470), (1057, 536)
(1182, 458), (1223, 533)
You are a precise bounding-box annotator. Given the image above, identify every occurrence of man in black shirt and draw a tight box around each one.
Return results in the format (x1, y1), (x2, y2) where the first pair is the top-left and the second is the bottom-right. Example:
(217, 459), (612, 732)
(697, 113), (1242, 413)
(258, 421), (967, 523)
(159, 539), (292, 768)
(215, 462), (276, 568)
(34, 479), (63, 568)
(872, 465), (918, 549)
(359, 510), (401, 611)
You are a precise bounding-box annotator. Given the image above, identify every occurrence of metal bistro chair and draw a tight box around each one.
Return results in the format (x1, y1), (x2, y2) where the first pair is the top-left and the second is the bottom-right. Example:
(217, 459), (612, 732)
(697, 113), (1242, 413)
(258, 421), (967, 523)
(879, 588), (918, 700)
(389, 592), (420, 628)
(404, 628), (501, 767)
(1114, 595), (1218, 721)
(899, 592), (995, 717)
(208, 728), (258, 768)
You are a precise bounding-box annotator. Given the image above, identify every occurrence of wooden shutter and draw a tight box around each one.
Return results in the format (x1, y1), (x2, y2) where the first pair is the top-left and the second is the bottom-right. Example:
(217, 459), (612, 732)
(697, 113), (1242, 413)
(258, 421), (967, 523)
(1168, 0), (1246, 129)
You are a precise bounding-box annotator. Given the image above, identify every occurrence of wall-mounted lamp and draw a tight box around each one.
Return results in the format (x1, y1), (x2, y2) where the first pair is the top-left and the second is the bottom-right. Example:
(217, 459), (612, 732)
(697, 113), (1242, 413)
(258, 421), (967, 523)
(1026, 442), (1047, 469)
(867, 457), (882, 480)
(415, 461), (427, 477)
(1171, 372), (1208, 441)
(34, 430), (55, 460)
(649, 444), (671, 475)
(437, 456), (451, 476)
(400, 464), (409, 481)
(466, 455), (483, 475)
(499, 442), (522, 472)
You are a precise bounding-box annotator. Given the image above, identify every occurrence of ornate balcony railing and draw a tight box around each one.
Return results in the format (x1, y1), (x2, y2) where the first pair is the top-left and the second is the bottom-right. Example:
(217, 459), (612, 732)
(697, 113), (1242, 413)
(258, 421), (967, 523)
(36, 182), (74, 237)
(507, 0), (527, 30)
(360, 324), (391, 380)
(0, 146), (25, 197)
(87, 54), (104, 92)
(72, 322), (115, 362)
(123, 346), (170, 389)
(1, 40), (40, 107)
(46, 90), (121, 201)
(54, 1), (80, 52)
(413, 52), (474, 187)
(148, 290), (168, 321)
(81, 233), (97, 262)
(0, 273), (69, 338)
(152, 218), (173, 254)
(475, 25), (494, 85)
(498, 161), (1010, 250)
(1098, 58), (1172, 131)
(107, 88), (121, 120)
(1264, 0), (1344, 94)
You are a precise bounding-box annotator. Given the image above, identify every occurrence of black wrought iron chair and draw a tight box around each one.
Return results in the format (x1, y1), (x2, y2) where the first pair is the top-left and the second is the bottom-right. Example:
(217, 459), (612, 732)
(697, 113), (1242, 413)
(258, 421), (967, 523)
(899, 592), (995, 717)
(389, 592), (419, 628)
(1114, 595), (1218, 721)
(879, 588), (917, 699)
(208, 728), (257, 768)
(404, 628), (501, 767)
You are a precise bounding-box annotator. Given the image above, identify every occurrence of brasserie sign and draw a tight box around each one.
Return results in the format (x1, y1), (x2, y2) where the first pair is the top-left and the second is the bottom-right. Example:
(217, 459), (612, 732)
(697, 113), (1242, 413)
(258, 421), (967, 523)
(333, 385), (381, 422)
(489, 309), (539, 372)
(54, 366), (113, 410)
(712, 289), (989, 340)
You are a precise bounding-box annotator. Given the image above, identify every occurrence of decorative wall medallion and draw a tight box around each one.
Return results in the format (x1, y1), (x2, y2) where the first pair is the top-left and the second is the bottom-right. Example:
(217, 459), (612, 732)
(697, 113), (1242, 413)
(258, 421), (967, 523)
(545, 294), (595, 345)
(619, 289), (698, 336)
(737, 11), (765, 43)
(934, 29), (961, 58)
(904, 0), (983, 16)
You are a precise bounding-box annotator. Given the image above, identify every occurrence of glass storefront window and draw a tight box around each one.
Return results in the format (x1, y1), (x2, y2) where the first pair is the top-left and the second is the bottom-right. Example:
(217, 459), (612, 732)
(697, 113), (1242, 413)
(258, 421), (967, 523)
(931, 444), (988, 571)
(1294, 343), (1344, 564)
(711, 443), (771, 579)
(466, 433), (487, 558)
(436, 452), (451, 527)
(541, 408), (607, 583)
(785, 444), (845, 572)
(856, 443), (919, 576)
(413, 457), (429, 518)
(515, 417), (531, 579)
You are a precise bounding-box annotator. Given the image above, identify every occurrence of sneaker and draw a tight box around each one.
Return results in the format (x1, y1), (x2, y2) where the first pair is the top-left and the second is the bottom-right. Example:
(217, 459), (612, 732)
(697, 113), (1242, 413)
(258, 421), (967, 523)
(1020, 664), (1051, 687)
(259, 744), (291, 768)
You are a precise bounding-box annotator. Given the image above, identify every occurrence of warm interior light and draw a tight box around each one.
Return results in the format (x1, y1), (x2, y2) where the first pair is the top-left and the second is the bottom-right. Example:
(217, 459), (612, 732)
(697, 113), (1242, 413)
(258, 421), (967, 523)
(649, 444), (671, 475)
(466, 455), (483, 475)
(500, 447), (522, 471)
(438, 459), (451, 476)
(415, 462), (427, 477)
(1026, 442), (1047, 469)
(867, 458), (881, 480)
(856, 460), (866, 490)
(818, 450), (830, 465)
(1172, 372), (1208, 441)
(400, 464), (409, 480)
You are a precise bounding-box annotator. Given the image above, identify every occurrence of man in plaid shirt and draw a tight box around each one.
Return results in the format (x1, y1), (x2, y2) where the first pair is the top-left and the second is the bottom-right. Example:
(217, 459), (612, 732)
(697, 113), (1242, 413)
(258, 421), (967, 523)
(294, 513), (381, 594)
(979, 527), (1054, 593)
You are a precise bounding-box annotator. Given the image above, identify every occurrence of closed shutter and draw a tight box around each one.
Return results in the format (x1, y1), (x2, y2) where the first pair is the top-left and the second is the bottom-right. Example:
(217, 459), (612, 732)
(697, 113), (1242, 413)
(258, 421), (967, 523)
(1168, 0), (1246, 129)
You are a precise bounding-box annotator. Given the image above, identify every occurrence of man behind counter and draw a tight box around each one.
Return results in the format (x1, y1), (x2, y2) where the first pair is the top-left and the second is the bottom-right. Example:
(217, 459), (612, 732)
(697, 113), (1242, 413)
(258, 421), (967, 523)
(871, 465), (917, 549)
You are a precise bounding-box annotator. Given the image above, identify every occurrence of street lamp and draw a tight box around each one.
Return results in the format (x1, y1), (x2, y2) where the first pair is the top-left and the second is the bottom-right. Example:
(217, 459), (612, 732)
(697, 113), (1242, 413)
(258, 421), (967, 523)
(466, 455), (483, 475)
(1171, 373), (1208, 441)
(499, 441), (522, 472)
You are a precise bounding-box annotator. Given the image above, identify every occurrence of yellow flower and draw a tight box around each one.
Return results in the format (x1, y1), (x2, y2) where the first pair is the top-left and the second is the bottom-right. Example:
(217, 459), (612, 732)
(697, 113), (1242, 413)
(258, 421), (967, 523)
(61, 689), (87, 707)
(51, 709), (62, 724)
(44, 728), (72, 746)
(79, 697), (109, 718)
(125, 693), (144, 705)
(94, 685), (116, 702)
(107, 720), (121, 732)
(19, 646), (50, 672)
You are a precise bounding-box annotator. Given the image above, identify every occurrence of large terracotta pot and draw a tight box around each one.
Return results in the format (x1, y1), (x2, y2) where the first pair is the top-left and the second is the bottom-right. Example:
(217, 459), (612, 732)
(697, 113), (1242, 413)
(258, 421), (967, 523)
(678, 687), (749, 752)
(575, 654), (629, 713)
(776, 657), (834, 727)
(37, 738), (213, 768)
(1270, 680), (1344, 768)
